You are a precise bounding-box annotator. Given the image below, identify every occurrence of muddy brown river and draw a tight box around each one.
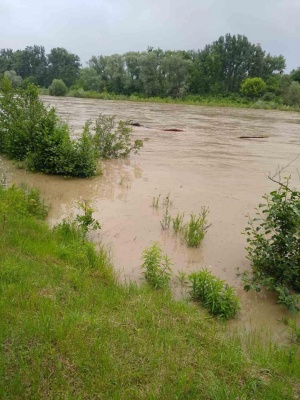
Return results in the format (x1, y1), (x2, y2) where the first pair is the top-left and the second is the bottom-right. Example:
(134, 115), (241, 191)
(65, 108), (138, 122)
(1, 96), (300, 340)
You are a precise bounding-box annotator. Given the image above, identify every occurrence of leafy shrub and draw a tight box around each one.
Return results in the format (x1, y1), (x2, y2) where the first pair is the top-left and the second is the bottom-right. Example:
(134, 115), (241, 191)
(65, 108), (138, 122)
(262, 92), (276, 102)
(91, 114), (143, 159)
(241, 77), (266, 99)
(243, 179), (300, 312)
(4, 70), (23, 88)
(188, 269), (240, 319)
(0, 78), (98, 177)
(49, 79), (68, 96)
(141, 242), (172, 289)
(0, 78), (142, 178)
(283, 81), (300, 106)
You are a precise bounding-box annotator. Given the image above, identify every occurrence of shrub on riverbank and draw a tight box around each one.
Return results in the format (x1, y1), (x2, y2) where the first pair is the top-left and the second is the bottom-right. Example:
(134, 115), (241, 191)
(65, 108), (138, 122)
(0, 78), (141, 177)
(49, 78), (68, 96)
(0, 77), (98, 177)
(243, 178), (300, 312)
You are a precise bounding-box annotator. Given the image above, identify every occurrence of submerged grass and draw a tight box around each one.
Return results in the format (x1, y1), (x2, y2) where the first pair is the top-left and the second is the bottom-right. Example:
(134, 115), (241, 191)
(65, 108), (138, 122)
(1, 184), (300, 399)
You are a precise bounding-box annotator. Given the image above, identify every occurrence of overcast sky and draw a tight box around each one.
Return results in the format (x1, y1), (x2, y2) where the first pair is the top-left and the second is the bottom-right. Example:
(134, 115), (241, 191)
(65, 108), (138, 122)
(0, 0), (299, 72)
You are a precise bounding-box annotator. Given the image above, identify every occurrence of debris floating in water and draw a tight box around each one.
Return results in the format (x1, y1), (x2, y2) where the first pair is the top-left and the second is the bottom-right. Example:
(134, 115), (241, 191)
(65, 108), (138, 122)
(239, 136), (269, 139)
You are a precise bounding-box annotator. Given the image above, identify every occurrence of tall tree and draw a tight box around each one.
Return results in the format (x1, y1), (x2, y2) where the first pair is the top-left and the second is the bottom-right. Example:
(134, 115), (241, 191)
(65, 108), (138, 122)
(47, 48), (81, 87)
(139, 48), (164, 97)
(12, 46), (48, 86)
(160, 52), (191, 97)
(0, 49), (14, 74)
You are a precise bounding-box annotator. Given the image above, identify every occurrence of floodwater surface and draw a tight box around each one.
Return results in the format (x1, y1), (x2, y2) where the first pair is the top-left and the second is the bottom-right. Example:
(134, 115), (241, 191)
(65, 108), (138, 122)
(2, 96), (300, 340)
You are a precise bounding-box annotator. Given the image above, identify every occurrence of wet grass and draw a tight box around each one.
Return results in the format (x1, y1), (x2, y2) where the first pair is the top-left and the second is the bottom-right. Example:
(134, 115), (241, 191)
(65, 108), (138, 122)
(1, 185), (300, 399)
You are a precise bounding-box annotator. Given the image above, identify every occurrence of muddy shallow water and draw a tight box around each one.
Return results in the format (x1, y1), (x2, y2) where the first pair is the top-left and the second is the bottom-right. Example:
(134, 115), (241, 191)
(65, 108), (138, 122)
(1, 96), (300, 340)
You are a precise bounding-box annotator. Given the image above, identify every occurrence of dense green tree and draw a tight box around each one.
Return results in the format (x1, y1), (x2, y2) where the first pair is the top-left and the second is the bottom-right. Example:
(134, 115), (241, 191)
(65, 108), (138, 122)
(291, 67), (300, 83)
(103, 54), (126, 94)
(265, 74), (291, 96)
(123, 52), (142, 94)
(283, 81), (300, 106)
(139, 48), (164, 97)
(12, 46), (48, 86)
(210, 34), (256, 93)
(160, 52), (191, 97)
(261, 54), (285, 80)
(0, 49), (14, 73)
(78, 67), (103, 92)
(47, 47), (81, 87)
(4, 70), (22, 88)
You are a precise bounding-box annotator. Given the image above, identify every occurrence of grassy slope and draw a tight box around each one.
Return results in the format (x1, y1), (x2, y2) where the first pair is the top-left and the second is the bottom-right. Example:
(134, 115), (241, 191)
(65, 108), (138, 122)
(0, 185), (299, 399)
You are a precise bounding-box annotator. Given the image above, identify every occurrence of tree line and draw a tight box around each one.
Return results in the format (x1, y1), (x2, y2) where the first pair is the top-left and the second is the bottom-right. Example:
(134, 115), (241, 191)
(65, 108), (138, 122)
(1, 34), (300, 103)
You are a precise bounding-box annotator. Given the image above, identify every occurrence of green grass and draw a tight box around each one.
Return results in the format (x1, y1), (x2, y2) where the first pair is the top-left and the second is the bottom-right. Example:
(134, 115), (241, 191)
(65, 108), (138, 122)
(1, 185), (300, 399)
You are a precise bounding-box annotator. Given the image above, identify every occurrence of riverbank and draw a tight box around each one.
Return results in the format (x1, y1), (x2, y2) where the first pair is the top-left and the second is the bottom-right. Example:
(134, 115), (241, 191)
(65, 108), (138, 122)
(39, 88), (300, 113)
(0, 184), (299, 399)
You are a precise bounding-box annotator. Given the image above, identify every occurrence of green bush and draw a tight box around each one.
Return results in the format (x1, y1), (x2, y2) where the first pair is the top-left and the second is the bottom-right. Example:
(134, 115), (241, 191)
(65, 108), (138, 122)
(0, 77), (98, 177)
(0, 78), (143, 178)
(91, 114), (143, 159)
(188, 269), (240, 319)
(243, 179), (300, 312)
(241, 77), (266, 99)
(141, 242), (172, 289)
(283, 81), (300, 106)
(49, 78), (68, 96)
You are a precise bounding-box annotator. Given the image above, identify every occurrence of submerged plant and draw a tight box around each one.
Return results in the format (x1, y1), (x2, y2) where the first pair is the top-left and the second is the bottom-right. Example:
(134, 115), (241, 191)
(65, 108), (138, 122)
(160, 194), (172, 230)
(152, 194), (161, 208)
(188, 269), (240, 319)
(92, 114), (143, 159)
(55, 200), (100, 240)
(172, 212), (185, 234)
(75, 200), (101, 234)
(141, 242), (172, 289)
(182, 208), (209, 247)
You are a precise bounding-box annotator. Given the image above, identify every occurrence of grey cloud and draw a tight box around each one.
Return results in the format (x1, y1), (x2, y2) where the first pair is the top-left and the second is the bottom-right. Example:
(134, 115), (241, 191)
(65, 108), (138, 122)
(0, 0), (299, 71)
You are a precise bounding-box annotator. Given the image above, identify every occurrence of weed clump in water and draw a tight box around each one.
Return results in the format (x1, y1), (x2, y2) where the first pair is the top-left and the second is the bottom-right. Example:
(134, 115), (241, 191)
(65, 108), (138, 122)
(172, 207), (209, 247)
(182, 208), (209, 247)
(159, 194), (172, 230)
(141, 242), (172, 289)
(172, 212), (185, 233)
(188, 269), (240, 319)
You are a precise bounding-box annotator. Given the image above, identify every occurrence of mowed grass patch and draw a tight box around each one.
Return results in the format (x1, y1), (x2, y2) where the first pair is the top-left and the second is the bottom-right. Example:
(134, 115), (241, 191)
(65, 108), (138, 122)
(0, 185), (299, 399)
